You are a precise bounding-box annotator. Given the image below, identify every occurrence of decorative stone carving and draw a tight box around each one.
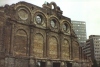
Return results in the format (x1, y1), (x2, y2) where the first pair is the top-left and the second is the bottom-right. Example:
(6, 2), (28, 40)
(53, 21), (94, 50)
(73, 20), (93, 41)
(18, 9), (28, 20)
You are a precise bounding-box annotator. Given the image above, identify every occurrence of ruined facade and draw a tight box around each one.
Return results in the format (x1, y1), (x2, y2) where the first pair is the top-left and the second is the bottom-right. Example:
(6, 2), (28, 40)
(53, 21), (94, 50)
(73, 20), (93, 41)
(0, 1), (92, 67)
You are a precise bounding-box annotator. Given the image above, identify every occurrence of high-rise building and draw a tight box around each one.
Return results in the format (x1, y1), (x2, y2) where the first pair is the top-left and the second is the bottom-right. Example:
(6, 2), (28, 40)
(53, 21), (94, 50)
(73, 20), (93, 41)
(85, 35), (100, 66)
(71, 21), (87, 47)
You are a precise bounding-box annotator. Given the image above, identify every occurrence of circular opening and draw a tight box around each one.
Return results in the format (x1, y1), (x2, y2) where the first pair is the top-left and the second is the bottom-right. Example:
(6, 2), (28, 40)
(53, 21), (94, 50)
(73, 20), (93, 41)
(51, 19), (56, 27)
(63, 23), (68, 31)
(18, 9), (28, 20)
(36, 15), (42, 24)
(51, 5), (54, 9)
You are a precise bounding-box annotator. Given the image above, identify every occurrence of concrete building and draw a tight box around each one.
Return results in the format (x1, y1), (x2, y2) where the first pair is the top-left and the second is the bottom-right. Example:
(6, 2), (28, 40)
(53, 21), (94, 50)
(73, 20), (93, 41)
(71, 21), (87, 47)
(85, 35), (100, 66)
(83, 39), (91, 58)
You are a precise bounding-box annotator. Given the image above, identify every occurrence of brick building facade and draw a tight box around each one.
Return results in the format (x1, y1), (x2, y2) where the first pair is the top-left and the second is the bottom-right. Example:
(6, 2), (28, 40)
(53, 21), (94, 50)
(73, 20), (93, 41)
(0, 1), (91, 67)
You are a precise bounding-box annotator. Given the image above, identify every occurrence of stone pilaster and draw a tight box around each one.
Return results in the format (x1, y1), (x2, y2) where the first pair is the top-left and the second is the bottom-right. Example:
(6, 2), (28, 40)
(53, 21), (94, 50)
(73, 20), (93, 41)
(61, 62), (65, 67)
(29, 58), (35, 67)
(47, 61), (51, 67)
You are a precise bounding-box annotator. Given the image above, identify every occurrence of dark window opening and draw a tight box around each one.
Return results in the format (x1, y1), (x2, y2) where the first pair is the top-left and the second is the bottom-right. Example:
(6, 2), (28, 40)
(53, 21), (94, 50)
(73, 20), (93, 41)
(53, 62), (60, 67)
(66, 62), (72, 67)
(37, 62), (46, 67)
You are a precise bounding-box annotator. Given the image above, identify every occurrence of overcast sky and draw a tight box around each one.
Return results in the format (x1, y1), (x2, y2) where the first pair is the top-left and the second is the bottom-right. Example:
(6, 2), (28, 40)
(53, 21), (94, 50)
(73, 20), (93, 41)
(0, 0), (100, 38)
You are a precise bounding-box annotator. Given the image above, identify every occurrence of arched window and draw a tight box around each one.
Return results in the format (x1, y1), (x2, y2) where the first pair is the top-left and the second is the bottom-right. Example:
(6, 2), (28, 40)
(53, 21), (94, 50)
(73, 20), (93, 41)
(73, 41), (79, 60)
(14, 29), (28, 56)
(49, 36), (58, 58)
(62, 39), (69, 59)
(33, 33), (44, 58)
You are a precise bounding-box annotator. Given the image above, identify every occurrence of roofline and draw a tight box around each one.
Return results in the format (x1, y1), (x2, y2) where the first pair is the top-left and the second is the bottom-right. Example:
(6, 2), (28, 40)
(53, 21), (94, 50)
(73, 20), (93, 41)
(71, 20), (86, 23)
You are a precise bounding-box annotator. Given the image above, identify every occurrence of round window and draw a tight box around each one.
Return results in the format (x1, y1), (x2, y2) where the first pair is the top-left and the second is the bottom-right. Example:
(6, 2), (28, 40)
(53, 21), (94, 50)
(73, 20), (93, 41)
(51, 19), (56, 28)
(18, 9), (28, 20)
(36, 15), (42, 24)
(63, 23), (68, 31)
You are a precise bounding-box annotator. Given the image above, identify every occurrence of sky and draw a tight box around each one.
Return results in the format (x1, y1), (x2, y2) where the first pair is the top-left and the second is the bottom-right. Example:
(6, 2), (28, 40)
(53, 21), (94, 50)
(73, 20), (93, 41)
(0, 0), (100, 38)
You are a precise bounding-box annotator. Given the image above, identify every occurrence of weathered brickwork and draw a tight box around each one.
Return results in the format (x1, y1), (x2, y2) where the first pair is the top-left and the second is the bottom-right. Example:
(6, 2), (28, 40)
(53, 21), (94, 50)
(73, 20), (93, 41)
(49, 36), (58, 58)
(61, 39), (69, 60)
(33, 33), (44, 58)
(0, 1), (92, 67)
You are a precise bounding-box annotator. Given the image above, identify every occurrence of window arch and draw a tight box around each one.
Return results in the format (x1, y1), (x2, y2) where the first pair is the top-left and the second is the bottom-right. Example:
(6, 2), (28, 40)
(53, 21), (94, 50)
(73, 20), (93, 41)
(61, 20), (71, 35)
(49, 36), (58, 58)
(16, 6), (31, 24)
(49, 16), (60, 30)
(33, 11), (46, 27)
(14, 29), (28, 56)
(50, 2), (57, 10)
(33, 33), (44, 58)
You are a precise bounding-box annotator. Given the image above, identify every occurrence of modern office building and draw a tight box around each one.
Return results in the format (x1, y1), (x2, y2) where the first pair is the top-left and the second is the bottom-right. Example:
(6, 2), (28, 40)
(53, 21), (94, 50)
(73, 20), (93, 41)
(85, 35), (100, 66)
(71, 21), (87, 47)
(83, 39), (91, 58)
